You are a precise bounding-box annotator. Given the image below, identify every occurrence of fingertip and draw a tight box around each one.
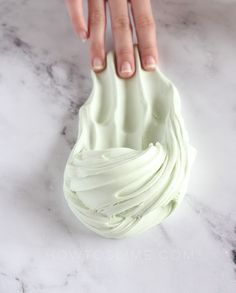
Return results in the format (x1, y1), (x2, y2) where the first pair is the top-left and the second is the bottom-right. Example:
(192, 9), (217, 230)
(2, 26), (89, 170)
(119, 61), (134, 78)
(79, 31), (88, 42)
(142, 55), (157, 71)
(92, 57), (105, 72)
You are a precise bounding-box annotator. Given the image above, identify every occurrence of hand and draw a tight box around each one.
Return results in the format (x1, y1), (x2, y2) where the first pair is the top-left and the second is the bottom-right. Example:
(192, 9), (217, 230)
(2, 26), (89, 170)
(66, 0), (158, 78)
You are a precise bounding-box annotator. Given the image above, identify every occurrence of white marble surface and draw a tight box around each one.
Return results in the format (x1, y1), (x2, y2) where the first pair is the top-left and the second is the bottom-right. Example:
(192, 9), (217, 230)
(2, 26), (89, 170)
(0, 0), (236, 292)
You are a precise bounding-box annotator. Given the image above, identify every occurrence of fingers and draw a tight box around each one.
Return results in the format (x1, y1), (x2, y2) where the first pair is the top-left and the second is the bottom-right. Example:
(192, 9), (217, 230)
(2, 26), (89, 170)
(66, 0), (88, 41)
(66, 0), (157, 76)
(130, 0), (158, 71)
(108, 0), (134, 78)
(88, 0), (106, 72)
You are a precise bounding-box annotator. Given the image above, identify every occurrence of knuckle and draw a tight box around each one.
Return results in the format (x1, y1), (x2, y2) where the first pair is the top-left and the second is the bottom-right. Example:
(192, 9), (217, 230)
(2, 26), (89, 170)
(90, 9), (104, 26)
(135, 14), (155, 30)
(117, 47), (133, 59)
(141, 44), (156, 54)
(90, 41), (104, 53)
(113, 15), (130, 31)
(66, 0), (74, 4)
(72, 18), (83, 30)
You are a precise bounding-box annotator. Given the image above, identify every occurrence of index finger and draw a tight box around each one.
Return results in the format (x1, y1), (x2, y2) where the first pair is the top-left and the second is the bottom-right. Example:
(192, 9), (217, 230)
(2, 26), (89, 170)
(66, 0), (88, 41)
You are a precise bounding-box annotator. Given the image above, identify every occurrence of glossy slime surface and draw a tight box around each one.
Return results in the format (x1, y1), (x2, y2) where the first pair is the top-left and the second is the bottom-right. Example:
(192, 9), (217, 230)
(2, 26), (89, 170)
(63, 48), (195, 238)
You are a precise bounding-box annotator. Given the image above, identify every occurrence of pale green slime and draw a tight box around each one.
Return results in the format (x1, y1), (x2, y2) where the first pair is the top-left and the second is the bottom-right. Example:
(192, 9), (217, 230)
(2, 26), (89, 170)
(63, 48), (196, 238)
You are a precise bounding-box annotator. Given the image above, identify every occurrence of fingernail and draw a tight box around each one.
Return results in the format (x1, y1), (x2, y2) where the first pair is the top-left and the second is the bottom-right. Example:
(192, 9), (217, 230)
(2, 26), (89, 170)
(144, 56), (156, 70)
(79, 31), (87, 42)
(92, 57), (104, 71)
(120, 61), (132, 77)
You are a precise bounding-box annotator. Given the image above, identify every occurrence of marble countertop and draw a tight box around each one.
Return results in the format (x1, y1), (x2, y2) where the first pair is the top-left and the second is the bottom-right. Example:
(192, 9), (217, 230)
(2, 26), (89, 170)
(0, 0), (236, 292)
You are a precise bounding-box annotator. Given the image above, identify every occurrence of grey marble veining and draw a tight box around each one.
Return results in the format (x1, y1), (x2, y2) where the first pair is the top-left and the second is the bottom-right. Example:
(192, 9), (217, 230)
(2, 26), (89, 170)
(0, 0), (236, 292)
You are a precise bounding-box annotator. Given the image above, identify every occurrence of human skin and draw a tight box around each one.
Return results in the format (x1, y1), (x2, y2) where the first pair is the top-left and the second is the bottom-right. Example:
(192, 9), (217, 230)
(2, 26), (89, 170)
(66, 0), (158, 78)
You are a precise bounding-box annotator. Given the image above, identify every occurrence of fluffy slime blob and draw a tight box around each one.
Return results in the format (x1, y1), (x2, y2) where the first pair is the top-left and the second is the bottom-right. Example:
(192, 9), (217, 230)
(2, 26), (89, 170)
(63, 48), (195, 238)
